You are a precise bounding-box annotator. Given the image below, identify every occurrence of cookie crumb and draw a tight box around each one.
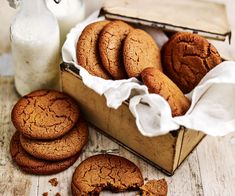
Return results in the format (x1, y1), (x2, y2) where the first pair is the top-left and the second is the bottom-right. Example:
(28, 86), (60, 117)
(55, 193), (61, 196)
(144, 177), (148, 181)
(49, 178), (58, 187)
(140, 179), (168, 196)
(42, 192), (48, 196)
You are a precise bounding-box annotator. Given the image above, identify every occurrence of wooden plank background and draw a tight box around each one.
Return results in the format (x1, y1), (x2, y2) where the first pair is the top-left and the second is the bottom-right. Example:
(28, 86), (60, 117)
(1, 0), (235, 195)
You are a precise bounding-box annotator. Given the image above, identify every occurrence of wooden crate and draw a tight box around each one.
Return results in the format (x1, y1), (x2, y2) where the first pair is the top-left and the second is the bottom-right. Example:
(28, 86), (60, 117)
(61, 63), (205, 175)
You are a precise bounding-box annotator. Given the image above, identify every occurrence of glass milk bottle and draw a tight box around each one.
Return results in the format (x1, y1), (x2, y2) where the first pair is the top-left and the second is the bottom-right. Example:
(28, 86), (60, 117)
(46, 0), (85, 46)
(10, 0), (60, 96)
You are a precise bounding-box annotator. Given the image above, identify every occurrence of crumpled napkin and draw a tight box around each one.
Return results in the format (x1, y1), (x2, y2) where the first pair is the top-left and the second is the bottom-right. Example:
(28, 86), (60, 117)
(130, 61), (235, 137)
(62, 11), (235, 137)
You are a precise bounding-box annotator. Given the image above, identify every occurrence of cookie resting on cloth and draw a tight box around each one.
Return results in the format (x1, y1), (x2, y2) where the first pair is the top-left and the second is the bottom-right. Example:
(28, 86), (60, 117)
(162, 32), (222, 93)
(76, 21), (112, 79)
(123, 29), (162, 78)
(99, 20), (133, 79)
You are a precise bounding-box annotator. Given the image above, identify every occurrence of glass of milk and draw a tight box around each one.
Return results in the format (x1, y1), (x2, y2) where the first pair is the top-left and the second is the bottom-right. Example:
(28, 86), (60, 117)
(46, 0), (85, 47)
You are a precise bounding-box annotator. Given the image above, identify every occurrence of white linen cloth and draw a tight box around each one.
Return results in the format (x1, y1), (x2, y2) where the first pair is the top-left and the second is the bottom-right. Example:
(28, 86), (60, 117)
(130, 61), (235, 136)
(62, 11), (235, 137)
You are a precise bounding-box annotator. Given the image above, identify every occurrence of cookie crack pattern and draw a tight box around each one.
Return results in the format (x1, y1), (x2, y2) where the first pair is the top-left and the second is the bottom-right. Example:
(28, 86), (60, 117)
(99, 21), (132, 79)
(12, 90), (79, 139)
(10, 132), (79, 175)
(20, 120), (88, 161)
(26, 90), (50, 98)
(163, 33), (221, 93)
(72, 154), (144, 195)
(124, 29), (161, 78)
(76, 21), (111, 79)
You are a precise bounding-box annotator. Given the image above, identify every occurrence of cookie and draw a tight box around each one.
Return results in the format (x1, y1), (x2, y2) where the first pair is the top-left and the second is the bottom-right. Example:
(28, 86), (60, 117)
(71, 154), (144, 195)
(11, 90), (79, 140)
(141, 67), (191, 117)
(76, 21), (112, 79)
(20, 119), (88, 161)
(162, 32), (222, 93)
(10, 132), (79, 175)
(123, 29), (162, 78)
(140, 179), (168, 196)
(99, 20), (133, 79)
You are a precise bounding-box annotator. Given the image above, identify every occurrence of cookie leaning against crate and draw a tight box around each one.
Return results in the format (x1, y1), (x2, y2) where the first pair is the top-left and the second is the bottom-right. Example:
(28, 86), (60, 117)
(141, 67), (190, 117)
(99, 20), (133, 79)
(123, 29), (162, 78)
(76, 21), (112, 79)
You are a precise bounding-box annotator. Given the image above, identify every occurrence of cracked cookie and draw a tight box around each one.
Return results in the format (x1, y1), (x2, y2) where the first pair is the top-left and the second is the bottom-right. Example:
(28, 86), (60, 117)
(76, 21), (112, 79)
(162, 32), (222, 94)
(123, 29), (162, 78)
(10, 132), (79, 175)
(20, 120), (88, 161)
(11, 90), (80, 140)
(140, 179), (168, 196)
(99, 20), (133, 79)
(141, 67), (191, 117)
(20, 119), (89, 161)
(71, 154), (144, 195)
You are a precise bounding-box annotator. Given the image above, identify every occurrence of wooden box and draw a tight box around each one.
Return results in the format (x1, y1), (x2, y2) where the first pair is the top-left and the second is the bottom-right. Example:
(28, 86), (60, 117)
(61, 63), (205, 176)
(61, 0), (231, 175)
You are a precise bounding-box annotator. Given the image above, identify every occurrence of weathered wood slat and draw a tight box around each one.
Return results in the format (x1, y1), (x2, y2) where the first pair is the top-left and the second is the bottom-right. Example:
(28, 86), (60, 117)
(0, 77), (38, 196)
(197, 135), (235, 196)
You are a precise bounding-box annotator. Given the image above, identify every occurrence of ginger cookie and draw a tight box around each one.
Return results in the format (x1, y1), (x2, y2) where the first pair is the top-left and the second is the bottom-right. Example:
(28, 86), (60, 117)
(162, 32), (222, 94)
(141, 67), (191, 117)
(71, 154), (144, 195)
(76, 21), (112, 79)
(99, 20), (133, 79)
(20, 119), (89, 161)
(11, 90), (79, 140)
(140, 179), (168, 196)
(123, 29), (162, 78)
(10, 132), (79, 175)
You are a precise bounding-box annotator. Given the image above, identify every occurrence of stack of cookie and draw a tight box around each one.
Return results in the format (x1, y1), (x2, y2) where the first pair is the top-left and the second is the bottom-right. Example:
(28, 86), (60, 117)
(76, 20), (222, 117)
(10, 90), (89, 175)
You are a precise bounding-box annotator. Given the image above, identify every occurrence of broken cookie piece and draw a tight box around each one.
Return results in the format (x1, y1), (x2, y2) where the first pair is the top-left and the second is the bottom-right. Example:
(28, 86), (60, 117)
(71, 154), (144, 195)
(140, 179), (168, 196)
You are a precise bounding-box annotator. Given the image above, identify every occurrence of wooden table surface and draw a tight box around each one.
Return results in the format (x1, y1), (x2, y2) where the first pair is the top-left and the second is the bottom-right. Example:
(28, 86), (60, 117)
(1, 0), (235, 196)
(0, 77), (235, 196)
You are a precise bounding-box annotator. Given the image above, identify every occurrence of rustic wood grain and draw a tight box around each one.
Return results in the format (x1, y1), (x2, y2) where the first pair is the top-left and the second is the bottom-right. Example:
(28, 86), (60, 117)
(0, 77), (38, 196)
(197, 135), (235, 196)
(0, 76), (235, 196)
